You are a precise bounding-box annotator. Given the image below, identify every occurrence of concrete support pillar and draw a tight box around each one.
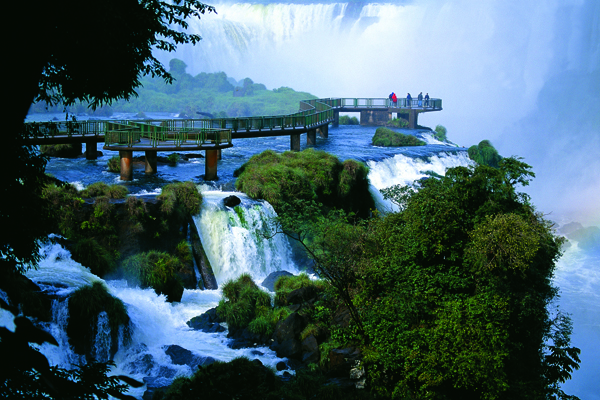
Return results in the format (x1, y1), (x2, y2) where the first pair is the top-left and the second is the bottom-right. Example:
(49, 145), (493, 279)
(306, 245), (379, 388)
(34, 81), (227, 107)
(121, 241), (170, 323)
(217, 148), (222, 160)
(317, 124), (329, 138)
(145, 150), (157, 174)
(119, 150), (133, 181)
(332, 111), (339, 128)
(85, 140), (97, 160)
(307, 129), (317, 145)
(205, 149), (218, 181)
(291, 133), (301, 151)
(408, 110), (418, 129)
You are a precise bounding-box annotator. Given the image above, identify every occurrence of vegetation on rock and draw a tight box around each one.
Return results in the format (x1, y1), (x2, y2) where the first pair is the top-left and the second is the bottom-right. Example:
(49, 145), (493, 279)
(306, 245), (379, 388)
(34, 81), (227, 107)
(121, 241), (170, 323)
(386, 117), (409, 128)
(468, 139), (502, 167)
(235, 149), (374, 218)
(434, 124), (447, 141)
(372, 127), (426, 147)
(107, 156), (120, 173)
(67, 282), (130, 357)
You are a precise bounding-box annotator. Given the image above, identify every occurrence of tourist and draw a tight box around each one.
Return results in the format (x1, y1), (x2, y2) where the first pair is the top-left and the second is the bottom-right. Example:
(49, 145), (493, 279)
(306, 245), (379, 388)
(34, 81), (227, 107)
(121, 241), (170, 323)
(392, 92), (397, 107)
(407, 93), (412, 107)
(425, 93), (430, 107)
(389, 92), (393, 107)
(418, 92), (423, 107)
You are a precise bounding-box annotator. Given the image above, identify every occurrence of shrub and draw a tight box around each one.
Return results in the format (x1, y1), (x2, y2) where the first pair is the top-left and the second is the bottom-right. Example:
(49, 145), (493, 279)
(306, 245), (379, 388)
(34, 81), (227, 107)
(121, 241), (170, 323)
(274, 273), (326, 307)
(121, 251), (186, 302)
(67, 282), (129, 356)
(372, 127), (426, 147)
(339, 115), (359, 125)
(157, 181), (202, 217)
(167, 153), (180, 165)
(80, 182), (128, 199)
(217, 273), (272, 331)
(387, 118), (409, 128)
(468, 139), (502, 168)
(71, 237), (117, 277)
(434, 124), (447, 141)
(107, 156), (120, 173)
(235, 149), (374, 217)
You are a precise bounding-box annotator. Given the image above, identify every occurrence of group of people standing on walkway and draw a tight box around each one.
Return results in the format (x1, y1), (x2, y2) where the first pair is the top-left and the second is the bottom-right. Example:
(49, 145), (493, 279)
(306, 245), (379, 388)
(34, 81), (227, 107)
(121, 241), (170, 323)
(389, 92), (430, 107)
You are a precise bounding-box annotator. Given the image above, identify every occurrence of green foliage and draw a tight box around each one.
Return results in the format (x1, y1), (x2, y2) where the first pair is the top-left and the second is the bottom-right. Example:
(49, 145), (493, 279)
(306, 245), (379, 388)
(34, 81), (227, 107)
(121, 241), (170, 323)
(339, 115), (359, 125)
(387, 118), (409, 128)
(157, 181), (201, 219)
(71, 237), (117, 277)
(79, 182), (128, 199)
(235, 149), (374, 218)
(217, 274), (272, 331)
(121, 251), (185, 302)
(67, 282), (129, 356)
(468, 139), (502, 168)
(274, 273), (326, 307)
(357, 158), (578, 399)
(107, 155), (120, 173)
(434, 124), (447, 141)
(167, 153), (180, 165)
(39, 143), (81, 158)
(372, 127), (426, 147)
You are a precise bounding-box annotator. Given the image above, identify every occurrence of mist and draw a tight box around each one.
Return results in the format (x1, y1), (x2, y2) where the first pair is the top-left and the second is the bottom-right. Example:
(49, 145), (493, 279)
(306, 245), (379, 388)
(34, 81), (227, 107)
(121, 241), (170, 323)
(158, 0), (600, 223)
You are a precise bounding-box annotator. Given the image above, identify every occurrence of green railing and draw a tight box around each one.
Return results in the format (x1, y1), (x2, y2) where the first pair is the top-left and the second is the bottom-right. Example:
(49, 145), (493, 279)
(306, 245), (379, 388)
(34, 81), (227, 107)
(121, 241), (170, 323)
(22, 97), (441, 147)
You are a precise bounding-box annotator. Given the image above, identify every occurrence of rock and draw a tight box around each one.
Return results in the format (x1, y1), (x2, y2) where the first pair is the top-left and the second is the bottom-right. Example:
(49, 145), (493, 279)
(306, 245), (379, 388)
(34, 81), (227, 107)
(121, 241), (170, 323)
(332, 306), (352, 328)
(287, 286), (318, 305)
(186, 307), (226, 333)
(227, 327), (267, 349)
(301, 334), (320, 365)
(250, 350), (264, 356)
(223, 195), (242, 208)
(272, 312), (307, 345)
(273, 338), (302, 359)
(188, 215), (218, 289)
(164, 344), (217, 369)
(142, 376), (173, 400)
(276, 361), (287, 371)
(327, 347), (362, 377)
(261, 270), (294, 292)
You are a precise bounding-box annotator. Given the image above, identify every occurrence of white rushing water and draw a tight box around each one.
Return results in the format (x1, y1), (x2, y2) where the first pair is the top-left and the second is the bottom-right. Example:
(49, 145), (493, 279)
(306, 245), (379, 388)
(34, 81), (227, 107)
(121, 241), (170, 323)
(194, 191), (299, 284)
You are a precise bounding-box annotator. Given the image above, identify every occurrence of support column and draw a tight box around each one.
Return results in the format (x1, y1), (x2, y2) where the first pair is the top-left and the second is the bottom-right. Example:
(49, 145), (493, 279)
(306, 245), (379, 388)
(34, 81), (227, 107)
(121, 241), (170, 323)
(145, 150), (157, 174)
(408, 110), (418, 129)
(307, 129), (317, 145)
(317, 124), (329, 138)
(290, 133), (301, 151)
(85, 140), (97, 160)
(332, 111), (339, 128)
(119, 150), (133, 181)
(205, 149), (218, 181)
(217, 148), (222, 160)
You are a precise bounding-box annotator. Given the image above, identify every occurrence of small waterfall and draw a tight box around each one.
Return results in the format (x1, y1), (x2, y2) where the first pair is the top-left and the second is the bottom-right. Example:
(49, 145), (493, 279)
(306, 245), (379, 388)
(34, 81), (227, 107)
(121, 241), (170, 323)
(92, 311), (112, 363)
(193, 191), (299, 284)
(368, 151), (474, 212)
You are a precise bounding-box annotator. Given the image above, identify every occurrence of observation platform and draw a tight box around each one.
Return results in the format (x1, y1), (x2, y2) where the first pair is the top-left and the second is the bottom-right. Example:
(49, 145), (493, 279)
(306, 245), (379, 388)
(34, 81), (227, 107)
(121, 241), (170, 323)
(22, 97), (442, 181)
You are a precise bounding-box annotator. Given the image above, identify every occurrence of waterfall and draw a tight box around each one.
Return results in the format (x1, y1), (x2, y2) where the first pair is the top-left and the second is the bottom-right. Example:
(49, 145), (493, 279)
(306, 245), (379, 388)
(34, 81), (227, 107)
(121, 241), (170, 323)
(367, 151), (474, 212)
(193, 191), (299, 285)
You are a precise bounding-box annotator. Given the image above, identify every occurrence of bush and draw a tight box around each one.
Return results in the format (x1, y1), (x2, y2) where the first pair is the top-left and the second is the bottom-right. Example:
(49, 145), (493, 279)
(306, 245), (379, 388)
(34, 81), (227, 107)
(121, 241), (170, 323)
(167, 153), (180, 165)
(372, 127), (426, 147)
(387, 118), (409, 128)
(217, 273), (272, 331)
(434, 124), (447, 141)
(339, 115), (359, 125)
(235, 149), (374, 217)
(67, 282), (129, 356)
(121, 251), (186, 302)
(107, 156), (120, 173)
(274, 273), (326, 307)
(157, 181), (201, 218)
(80, 182), (128, 199)
(468, 139), (502, 168)
(71, 237), (117, 277)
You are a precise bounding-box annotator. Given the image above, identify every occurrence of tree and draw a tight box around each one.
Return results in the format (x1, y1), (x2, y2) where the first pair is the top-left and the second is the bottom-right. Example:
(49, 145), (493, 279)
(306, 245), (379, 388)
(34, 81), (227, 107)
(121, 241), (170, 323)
(355, 158), (580, 399)
(3, 0), (215, 275)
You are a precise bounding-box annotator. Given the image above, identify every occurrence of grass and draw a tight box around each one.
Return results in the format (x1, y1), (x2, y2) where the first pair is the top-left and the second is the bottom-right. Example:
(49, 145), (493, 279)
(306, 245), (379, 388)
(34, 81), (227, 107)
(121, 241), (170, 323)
(434, 124), (447, 142)
(80, 182), (128, 199)
(121, 251), (186, 302)
(107, 156), (120, 173)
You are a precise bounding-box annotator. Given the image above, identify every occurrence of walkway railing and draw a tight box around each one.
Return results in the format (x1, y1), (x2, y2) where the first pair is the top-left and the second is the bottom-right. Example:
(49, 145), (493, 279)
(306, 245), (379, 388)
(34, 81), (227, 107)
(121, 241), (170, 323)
(22, 96), (441, 146)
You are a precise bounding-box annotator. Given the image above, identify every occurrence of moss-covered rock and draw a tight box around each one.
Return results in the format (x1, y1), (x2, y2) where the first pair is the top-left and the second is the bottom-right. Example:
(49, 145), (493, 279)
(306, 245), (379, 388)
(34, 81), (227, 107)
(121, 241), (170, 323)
(40, 143), (82, 158)
(234, 149), (374, 218)
(67, 282), (130, 359)
(371, 127), (426, 147)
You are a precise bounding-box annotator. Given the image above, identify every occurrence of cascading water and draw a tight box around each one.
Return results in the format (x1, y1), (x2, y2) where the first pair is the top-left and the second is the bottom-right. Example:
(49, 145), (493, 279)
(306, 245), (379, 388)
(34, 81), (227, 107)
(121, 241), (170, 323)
(194, 191), (299, 284)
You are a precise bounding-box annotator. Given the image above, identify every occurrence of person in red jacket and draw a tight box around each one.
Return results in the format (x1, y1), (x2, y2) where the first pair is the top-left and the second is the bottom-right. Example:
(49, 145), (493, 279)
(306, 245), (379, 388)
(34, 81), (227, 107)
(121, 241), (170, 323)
(391, 92), (397, 107)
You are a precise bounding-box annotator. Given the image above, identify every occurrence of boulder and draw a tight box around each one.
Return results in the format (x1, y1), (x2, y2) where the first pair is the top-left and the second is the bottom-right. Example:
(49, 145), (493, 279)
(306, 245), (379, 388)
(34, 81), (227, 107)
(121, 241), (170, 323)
(270, 312), (307, 359)
(276, 361), (287, 371)
(223, 195), (242, 208)
(164, 344), (216, 369)
(261, 270), (294, 292)
(301, 334), (320, 365)
(186, 307), (226, 333)
(327, 347), (361, 377)
(287, 286), (318, 305)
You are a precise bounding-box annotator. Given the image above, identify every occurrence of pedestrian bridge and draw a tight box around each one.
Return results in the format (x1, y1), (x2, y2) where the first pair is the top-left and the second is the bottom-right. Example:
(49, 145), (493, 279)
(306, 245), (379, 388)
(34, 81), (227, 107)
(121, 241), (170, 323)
(22, 97), (442, 180)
